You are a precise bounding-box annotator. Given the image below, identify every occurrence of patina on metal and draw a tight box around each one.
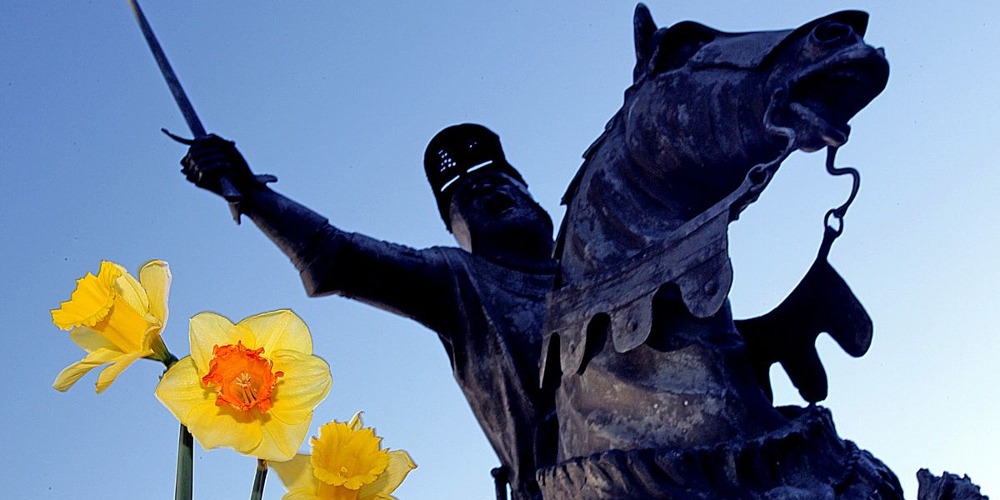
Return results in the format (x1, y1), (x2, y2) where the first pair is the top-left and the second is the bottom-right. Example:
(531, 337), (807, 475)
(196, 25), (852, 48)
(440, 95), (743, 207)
(157, 2), (993, 498)
(538, 5), (898, 497)
(738, 146), (873, 403)
(178, 125), (557, 500)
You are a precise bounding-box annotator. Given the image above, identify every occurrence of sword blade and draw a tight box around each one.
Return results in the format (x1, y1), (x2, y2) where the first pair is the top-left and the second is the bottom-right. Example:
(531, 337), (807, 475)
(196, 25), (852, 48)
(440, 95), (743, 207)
(128, 0), (243, 223)
(128, 0), (206, 138)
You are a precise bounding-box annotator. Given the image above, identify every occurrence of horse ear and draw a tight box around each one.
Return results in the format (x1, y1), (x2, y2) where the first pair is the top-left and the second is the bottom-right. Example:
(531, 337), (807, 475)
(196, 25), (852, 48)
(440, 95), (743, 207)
(633, 3), (658, 82)
(647, 21), (717, 75)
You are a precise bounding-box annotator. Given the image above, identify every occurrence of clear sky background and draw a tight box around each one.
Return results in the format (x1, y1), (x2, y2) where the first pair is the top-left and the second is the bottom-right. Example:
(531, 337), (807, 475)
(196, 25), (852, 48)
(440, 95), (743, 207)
(2, 1), (997, 498)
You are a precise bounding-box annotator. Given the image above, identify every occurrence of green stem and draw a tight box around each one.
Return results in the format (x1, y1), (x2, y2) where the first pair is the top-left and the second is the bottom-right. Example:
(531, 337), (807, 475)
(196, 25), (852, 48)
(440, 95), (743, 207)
(250, 459), (268, 500)
(162, 352), (179, 367)
(175, 425), (194, 500)
(162, 355), (192, 500)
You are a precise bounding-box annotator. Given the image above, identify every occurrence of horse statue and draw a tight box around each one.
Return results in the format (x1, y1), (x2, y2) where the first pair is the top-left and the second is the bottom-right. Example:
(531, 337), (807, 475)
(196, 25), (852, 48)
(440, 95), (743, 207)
(538, 5), (898, 498)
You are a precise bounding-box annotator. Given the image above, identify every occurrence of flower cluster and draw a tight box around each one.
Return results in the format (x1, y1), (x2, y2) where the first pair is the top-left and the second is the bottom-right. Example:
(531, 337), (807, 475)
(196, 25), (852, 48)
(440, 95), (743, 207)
(50, 259), (414, 498)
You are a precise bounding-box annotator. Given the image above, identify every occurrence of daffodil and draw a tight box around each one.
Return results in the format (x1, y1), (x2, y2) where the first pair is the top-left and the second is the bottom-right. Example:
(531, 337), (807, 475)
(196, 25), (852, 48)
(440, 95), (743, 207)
(51, 260), (172, 393)
(271, 412), (416, 500)
(155, 309), (332, 462)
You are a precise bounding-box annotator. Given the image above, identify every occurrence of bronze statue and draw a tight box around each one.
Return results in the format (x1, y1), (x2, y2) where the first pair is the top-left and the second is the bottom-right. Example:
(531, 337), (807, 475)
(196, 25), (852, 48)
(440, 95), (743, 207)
(164, 3), (990, 498)
(538, 6), (899, 498)
(179, 124), (556, 500)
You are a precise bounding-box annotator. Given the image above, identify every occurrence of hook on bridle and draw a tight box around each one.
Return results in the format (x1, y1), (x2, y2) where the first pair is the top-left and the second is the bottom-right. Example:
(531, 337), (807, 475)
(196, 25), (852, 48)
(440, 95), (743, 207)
(822, 145), (860, 239)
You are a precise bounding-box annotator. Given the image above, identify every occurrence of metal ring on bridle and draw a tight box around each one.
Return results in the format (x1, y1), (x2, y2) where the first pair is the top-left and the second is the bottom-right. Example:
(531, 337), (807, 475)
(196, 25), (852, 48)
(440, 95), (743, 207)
(824, 208), (844, 237)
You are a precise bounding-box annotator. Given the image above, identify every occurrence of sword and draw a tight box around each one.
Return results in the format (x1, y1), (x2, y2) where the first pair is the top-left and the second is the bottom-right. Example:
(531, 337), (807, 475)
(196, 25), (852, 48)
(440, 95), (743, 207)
(127, 0), (243, 222)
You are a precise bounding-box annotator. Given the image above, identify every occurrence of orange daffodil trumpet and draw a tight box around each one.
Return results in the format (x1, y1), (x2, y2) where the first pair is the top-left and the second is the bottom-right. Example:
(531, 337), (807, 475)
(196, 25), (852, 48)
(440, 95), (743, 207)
(51, 260), (173, 393)
(156, 309), (332, 462)
(271, 412), (416, 500)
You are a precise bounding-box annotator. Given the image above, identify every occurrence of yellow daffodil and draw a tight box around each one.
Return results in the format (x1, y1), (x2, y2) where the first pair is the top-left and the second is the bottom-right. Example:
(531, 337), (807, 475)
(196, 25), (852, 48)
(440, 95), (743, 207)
(51, 260), (172, 393)
(155, 309), (332, 462)
(271, 412), (416, 500)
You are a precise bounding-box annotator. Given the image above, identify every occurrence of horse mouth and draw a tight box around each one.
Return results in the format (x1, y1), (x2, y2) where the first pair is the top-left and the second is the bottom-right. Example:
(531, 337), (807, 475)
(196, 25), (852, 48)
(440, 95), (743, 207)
(777, 46), (889, 151)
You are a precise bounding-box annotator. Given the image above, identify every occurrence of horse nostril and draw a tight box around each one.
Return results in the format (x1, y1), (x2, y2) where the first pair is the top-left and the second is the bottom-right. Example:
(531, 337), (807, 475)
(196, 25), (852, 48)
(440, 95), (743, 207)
(813, 21), (852, 43)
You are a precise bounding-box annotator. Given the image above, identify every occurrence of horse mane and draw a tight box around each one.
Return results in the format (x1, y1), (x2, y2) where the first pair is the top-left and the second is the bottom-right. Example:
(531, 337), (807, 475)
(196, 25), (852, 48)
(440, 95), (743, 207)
(553, 97), (634, 264)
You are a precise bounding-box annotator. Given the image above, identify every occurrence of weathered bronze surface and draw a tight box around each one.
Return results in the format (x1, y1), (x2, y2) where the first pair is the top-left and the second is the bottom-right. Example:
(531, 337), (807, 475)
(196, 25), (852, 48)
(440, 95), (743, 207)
(538, 5), (898, 498)
(180, 125), (558, 500)
(171, 3), (990, 499)
(917, 469), (989, 500)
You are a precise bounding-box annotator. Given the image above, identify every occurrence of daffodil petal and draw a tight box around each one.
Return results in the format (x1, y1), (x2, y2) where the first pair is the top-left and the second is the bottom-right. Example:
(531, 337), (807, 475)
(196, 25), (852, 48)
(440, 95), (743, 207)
(241, 309), (313, 356)
(270, 454), (319, 492)
(255, 416), (312, 462)
(141, 329), (169, 360)
(93, 348), (152, 393)
(111, 261), (150, 314)
(50, 263), (119, 330)
(189, 312), (244, 374)
(52, 347), (124, 392)
(68, 326), (116, 353)
(269, 351), (332, 425)
(139, 260), (171, 326)
(357, 450), (417, 499)
(157, 356), (265, 455)
(189, 401), (263, 454)
(347, 411), (364, 432)
(317, 483), (362, 500)
(156, 357), (214, 422)
(283, 490), (323, 500)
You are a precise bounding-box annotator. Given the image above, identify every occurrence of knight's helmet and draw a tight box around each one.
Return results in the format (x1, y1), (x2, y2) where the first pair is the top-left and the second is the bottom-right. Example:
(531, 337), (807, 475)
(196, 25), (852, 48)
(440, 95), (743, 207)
(424, 123), (527, 230)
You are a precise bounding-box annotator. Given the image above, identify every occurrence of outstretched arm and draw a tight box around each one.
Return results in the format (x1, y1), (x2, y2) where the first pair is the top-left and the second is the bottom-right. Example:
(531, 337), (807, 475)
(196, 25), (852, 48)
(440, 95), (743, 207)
(180, 135), (454, 331)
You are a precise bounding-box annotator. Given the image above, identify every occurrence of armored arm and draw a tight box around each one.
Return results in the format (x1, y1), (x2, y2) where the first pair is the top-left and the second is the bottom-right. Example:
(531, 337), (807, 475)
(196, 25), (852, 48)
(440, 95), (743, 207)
(180, 136), (454, 331)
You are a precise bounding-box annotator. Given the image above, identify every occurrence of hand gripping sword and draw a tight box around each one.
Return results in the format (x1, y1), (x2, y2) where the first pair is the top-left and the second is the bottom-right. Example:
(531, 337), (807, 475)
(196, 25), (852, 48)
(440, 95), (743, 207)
(127, 0), (243, 222)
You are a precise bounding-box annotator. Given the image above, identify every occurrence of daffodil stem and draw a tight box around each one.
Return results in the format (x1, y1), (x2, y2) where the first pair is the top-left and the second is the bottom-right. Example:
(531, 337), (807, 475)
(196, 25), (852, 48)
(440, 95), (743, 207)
(162, 352), (179, 367)
(175, 424), (194, 500)
(250, 458), (268, 500)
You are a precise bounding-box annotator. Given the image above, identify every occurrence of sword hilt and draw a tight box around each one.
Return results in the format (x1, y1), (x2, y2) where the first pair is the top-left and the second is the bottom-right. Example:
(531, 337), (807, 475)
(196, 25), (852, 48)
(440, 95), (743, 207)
(162, 128), (246, 224)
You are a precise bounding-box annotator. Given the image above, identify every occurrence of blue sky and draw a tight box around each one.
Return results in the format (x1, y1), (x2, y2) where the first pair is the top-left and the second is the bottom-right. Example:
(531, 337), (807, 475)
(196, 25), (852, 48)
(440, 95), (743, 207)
(2, 1), (998, 498)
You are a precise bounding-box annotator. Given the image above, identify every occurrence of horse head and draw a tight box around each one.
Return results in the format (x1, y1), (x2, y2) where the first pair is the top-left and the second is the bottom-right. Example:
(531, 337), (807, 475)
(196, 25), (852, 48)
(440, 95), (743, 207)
(555, 5), (888, 287)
